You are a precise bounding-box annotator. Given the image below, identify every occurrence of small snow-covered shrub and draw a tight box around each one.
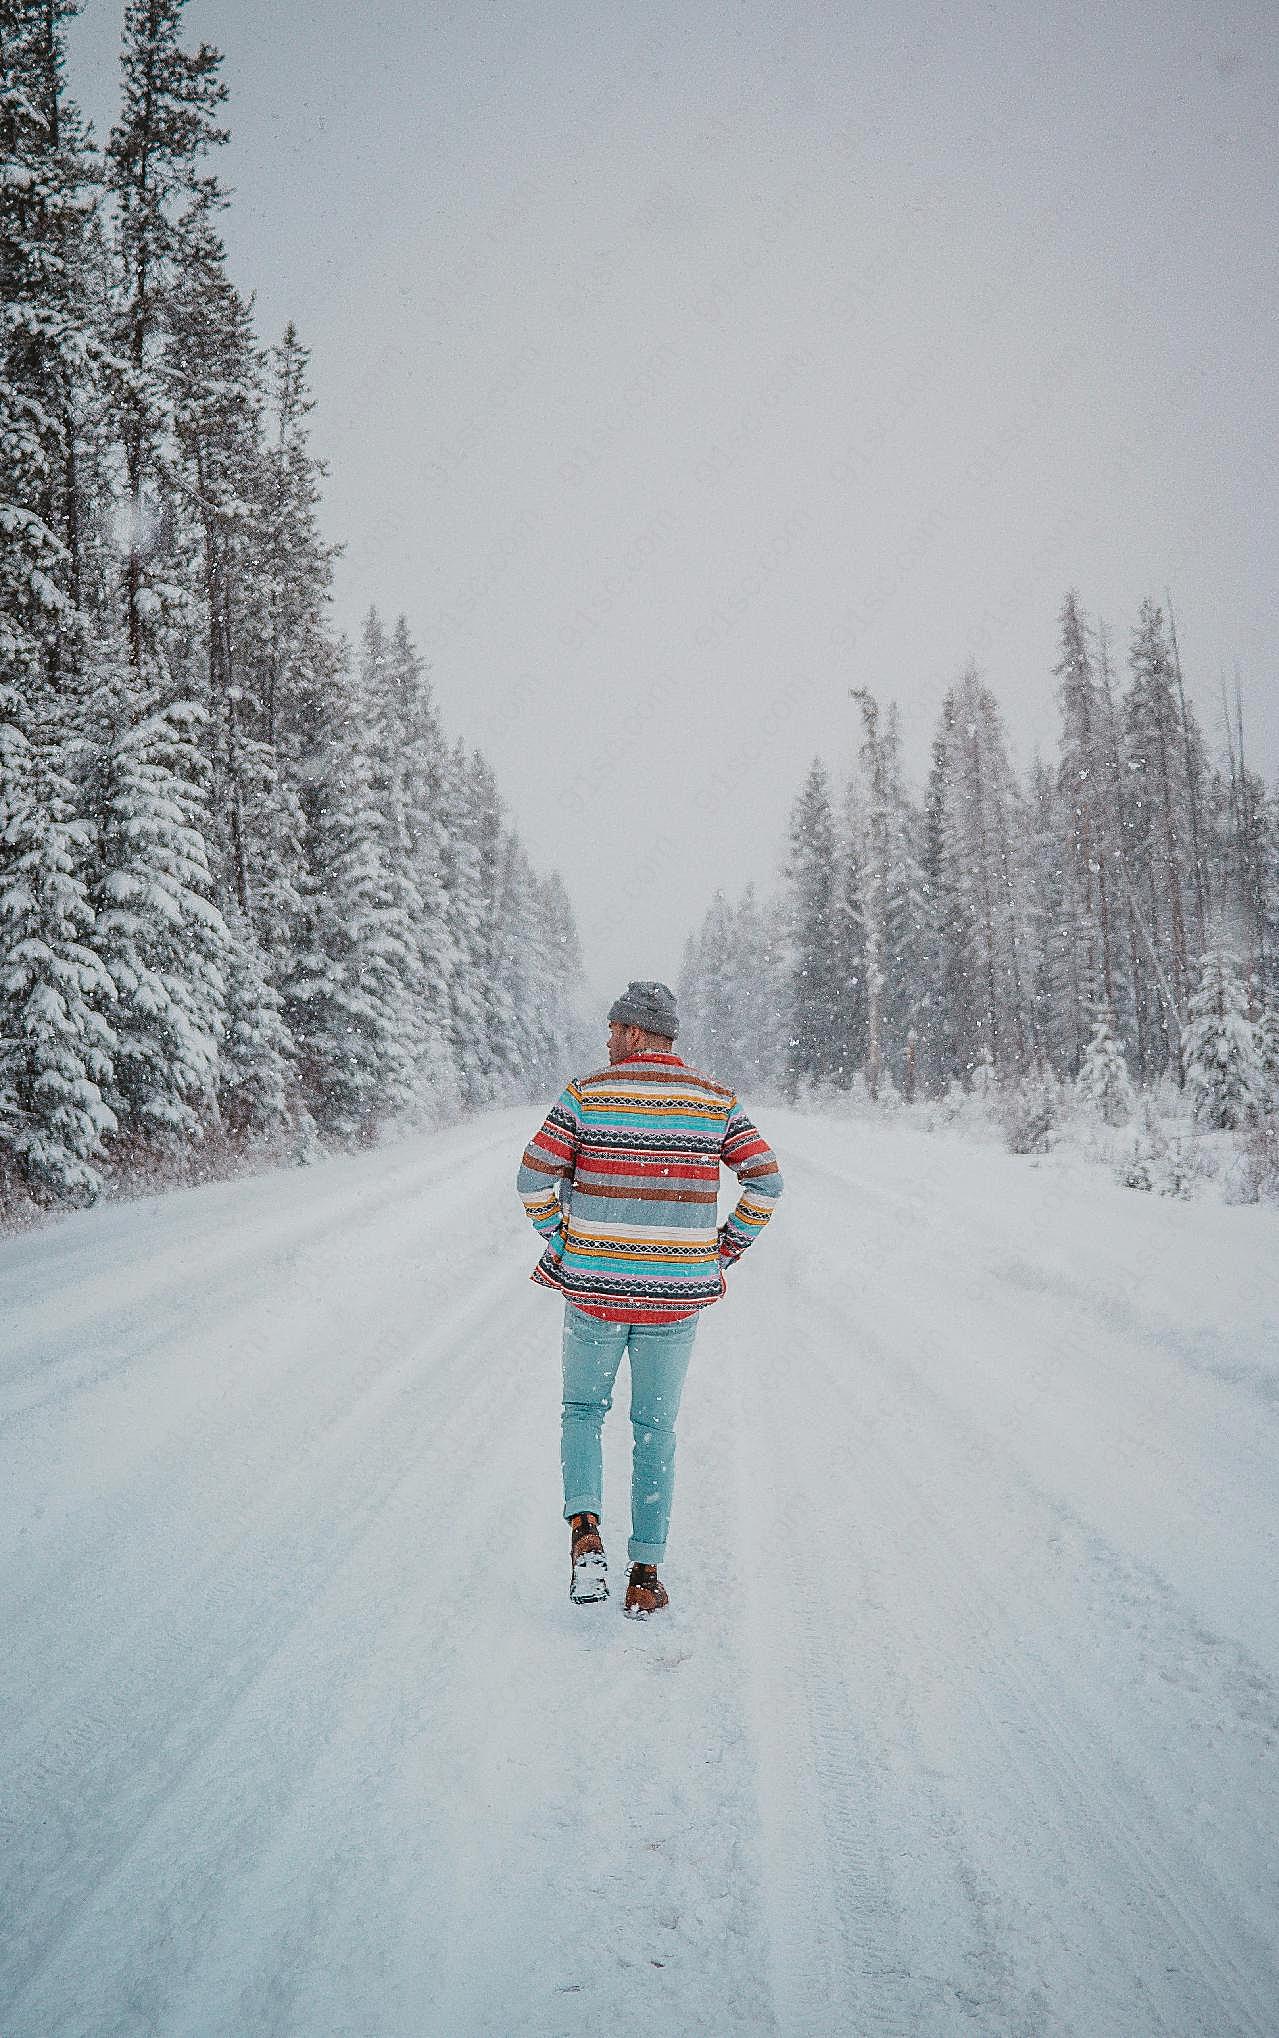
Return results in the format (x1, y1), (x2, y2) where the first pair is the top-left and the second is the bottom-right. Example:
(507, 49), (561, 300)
(968, 1048), (998, 1111)
(292, 1107), (323, 1167)
(1116, 1133), (1156, 1192)
(1157, 1136), (1199, 1199)
(1001, 1072), (1060, 1155)
(1075, 1013), (1135, 1126)
(930, 1079), (969, 1128)
(1115, 1101), (1172, 1194)
(1222, 1120), (1279, 1206)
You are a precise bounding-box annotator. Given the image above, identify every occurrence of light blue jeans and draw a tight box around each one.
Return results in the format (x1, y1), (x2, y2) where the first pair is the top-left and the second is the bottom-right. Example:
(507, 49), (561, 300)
(560, 1303), (699, 1564)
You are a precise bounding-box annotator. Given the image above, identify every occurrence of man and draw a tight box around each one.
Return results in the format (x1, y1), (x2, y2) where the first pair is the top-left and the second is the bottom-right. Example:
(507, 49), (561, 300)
(517, 979), (783, 1619)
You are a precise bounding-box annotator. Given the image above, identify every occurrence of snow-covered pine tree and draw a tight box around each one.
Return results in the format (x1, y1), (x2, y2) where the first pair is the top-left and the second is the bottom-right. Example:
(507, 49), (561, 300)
(164, 209), (301, 1140)
(495, 833), (575, 1100)
(1, 0), (110, 693)
(1094, 620), (1150, 1082)
(89, 697), (227, 1146)
(168, 204), (266, 918)
(1075, 1009), (1135, 1126)
(436, 735), (489, 1108)
(107, 0), (229, 690)
(1253, 1000), (1279, 1116)
(850, 690), (887, 1095)
(1260, 783), (1279, 1011)
(384, 613), (456, 1104)
(784, 758), (841, 1096)
(1215, 677), (1274, 1007)
(0, 6), (118, 1200)
(1055, 590), (1120, 1070)
(1166, 598), (1212, 961)
(928, 665), (1037, 1083)
(249, 323), (340, 985)
(1122, 600), (1198, 1080)
(678, 884), (789, 1090)
(1025, 750), (1076, 1080)
(1183, 949), (1264, 1130)
(518, 864), (587, 1092)
(0, 721), (118, 1200)
(919, 692), (972, 1094)
(288, 620), (428, 1139)
(256, 325), (341, 749)
(733, 881), (789, 1091)
(850, 693), (926, 1095)
(217, 902), (291, 1141)
(689, 890), (737, 1080)
(458, 746), (528, 1104)
(829, 762), (868, 1088)
(880, 704), (927, 1082)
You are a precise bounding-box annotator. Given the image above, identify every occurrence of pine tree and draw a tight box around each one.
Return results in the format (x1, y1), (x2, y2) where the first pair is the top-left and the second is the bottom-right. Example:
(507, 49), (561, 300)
(1075, 1010), (1135, 1126)
(1, 5), (117, 1199)
(249, 324), (340, 990)
(437, 735), (489, 1107)
(828, 770), (868, 1083)
(256, 324), (342, 754)
(1183, 950), (1264, 1130)
(107, 0), (229, 691)
(1217, 677), (1273, 1005)
(168, 205), (267, 917)
(288, 624), (422, 1138)
(851, 692), (928, 1092)
(0, 722), (117, 1199)
(734, 881), (789, 1089)
(928, 666), (1037, 1082)
(217, 903), (291, 1139)
(383, 613), (456, 1101)
(1254, 1001), (1279, 1115)
(1122, 600), (1197, 1079)
(784, 758), (840, 1095)
(464, 747), (515, 1101)
(849, 692), (887, 1094)
(1054, 590), (1119, 1067)
(1026, 750), (1075, 1079)
(1, 0), (106, 702)
(919, 693), (972, 1093)
(90, 699), (227, 1143)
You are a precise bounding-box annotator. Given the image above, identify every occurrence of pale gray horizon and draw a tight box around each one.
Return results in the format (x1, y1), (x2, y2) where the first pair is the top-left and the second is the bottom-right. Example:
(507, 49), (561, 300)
(69, 0), (1279, 1012)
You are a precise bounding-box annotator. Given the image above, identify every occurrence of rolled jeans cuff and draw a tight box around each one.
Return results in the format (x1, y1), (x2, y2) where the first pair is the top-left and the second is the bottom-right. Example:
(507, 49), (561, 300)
(627, 1534), (667, 1565)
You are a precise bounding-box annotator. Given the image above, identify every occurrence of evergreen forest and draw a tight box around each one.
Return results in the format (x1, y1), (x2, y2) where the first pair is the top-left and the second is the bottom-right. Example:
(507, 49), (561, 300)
(680, 591), (1279, 1148)
(1, 0), (587, 1211)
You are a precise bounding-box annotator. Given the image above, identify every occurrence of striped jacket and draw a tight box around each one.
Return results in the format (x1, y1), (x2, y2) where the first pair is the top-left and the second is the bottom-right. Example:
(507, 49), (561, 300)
(516, 1051), (783, 1323)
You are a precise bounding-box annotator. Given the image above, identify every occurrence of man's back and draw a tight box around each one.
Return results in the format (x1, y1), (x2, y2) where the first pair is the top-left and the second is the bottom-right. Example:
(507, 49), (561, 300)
(517, 1049), (783, 1323)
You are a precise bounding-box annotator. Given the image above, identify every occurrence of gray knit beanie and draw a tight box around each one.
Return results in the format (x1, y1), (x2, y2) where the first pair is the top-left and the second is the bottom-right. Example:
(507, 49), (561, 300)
(607, 979), (679, 1039)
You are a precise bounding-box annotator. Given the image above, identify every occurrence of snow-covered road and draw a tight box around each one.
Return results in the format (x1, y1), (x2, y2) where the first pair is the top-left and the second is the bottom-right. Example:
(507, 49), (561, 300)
(3, 1107), (1278, 2037)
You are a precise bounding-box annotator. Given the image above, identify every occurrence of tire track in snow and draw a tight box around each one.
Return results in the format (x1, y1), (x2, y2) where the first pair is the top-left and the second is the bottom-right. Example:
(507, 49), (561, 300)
(724, 1241), (1021, 2037)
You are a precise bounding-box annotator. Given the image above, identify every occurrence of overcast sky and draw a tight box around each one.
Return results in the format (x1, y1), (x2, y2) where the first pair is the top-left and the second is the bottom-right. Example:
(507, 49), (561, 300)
(69, 0), (1279, 1009)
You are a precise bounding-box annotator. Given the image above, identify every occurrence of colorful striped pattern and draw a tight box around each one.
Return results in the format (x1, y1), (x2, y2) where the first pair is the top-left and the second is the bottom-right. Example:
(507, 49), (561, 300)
(517, 1052), (783, 1323)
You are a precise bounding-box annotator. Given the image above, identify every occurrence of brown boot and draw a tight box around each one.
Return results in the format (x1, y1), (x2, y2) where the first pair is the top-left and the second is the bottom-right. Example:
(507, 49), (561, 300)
(569, 1512), (608, 1603)
(623, 1562), (669, 1620)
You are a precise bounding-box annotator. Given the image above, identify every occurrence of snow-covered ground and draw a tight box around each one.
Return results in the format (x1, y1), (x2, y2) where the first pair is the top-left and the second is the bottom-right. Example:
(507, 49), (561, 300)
(3, 1106), (1278, 2037)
